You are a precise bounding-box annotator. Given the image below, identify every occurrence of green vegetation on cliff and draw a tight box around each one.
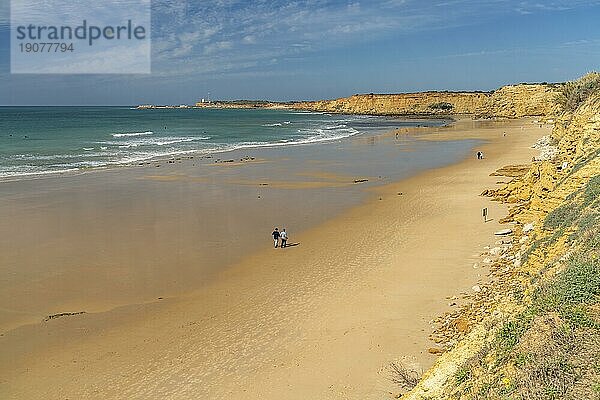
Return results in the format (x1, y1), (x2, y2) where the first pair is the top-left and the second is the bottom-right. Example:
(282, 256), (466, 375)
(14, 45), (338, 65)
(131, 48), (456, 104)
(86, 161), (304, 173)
(460, 178), (600, 399)
(557, 72), (600, 113)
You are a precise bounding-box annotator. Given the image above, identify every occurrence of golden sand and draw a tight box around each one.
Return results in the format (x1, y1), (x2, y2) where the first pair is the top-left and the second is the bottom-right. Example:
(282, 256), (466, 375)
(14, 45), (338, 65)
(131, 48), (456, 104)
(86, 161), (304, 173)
(0, 119), (550, 399)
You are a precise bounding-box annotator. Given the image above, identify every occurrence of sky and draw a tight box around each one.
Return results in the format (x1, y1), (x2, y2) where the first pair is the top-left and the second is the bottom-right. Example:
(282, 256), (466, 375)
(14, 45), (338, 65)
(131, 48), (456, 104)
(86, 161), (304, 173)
(0, 0), (600, 105)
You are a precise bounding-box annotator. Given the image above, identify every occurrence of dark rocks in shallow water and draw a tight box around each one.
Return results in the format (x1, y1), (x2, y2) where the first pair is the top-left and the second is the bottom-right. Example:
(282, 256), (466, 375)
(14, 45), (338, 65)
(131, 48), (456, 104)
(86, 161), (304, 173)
(44, 311), (86, 322)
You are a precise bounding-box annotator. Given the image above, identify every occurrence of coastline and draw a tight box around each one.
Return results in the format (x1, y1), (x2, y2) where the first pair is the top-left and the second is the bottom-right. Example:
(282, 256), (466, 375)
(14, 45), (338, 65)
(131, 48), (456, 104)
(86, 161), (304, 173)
(0, 118), (550, 399)
(0, 116), (468, 333)
(404, 74), (600, 399)
(0, 108), (449, 182)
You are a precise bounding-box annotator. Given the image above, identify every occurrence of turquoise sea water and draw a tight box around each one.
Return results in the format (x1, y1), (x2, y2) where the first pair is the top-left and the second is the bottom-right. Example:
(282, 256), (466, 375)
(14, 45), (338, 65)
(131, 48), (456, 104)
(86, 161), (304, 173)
(0, 107), (447, 179)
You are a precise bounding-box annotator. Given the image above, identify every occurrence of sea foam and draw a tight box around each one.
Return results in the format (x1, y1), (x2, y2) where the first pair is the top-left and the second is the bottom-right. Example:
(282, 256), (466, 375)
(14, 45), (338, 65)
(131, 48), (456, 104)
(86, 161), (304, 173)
(112, 131), (154, 138)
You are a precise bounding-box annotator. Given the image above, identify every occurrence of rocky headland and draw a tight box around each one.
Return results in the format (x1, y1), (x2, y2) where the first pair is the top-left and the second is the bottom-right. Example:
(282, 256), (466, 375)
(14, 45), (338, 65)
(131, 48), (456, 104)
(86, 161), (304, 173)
(292, 84), (561, 118)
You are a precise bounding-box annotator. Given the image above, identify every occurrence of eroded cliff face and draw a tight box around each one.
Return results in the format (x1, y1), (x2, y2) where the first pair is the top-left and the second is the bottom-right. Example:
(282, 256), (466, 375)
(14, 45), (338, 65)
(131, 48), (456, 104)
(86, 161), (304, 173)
(292, 84), (561, 118)
(293, 92), (489, 115)
(481, 84), (562, 118)
(401, 79), (600, 400)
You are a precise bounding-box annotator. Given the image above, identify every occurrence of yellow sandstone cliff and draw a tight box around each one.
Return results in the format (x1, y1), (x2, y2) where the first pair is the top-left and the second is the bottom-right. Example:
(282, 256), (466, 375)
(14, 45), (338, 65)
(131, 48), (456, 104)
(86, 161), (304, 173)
(400, 73), (600, 400)
(292, 84), (561, 118)
(293, 92), (488, 115)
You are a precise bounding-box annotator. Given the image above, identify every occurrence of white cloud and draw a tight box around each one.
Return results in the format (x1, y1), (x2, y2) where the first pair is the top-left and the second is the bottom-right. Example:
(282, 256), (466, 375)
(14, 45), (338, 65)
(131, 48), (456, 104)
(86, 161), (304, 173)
(150, 0), (433, 71)
(48, 0), (598, 78)
(515, 0), (600, 14)
(203, 40), (233, 55)
(242, 35), (257, 44)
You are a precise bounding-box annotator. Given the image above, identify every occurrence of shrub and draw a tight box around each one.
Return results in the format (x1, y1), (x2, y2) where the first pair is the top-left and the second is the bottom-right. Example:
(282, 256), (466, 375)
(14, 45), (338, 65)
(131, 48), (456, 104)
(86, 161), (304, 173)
(388, 362), (421, 390)
(556, 72), (600, 112)
(455, 366), (472, 385)
(583, 175), (600, 208)
(533, 254), (600, 328)
(544, 204), (582, 230)
(496, 318), (531, 356)
(428, 102), (454, 111)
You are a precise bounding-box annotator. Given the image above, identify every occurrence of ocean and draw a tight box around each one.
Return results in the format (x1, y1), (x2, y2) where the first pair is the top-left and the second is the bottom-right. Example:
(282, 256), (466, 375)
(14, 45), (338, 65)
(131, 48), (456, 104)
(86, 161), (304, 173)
(0, 107), (448, 179)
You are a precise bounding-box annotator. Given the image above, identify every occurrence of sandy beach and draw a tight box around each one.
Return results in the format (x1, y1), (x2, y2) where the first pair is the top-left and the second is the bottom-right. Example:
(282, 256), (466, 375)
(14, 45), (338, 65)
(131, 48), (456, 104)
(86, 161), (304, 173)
(0, 118), (550, 399)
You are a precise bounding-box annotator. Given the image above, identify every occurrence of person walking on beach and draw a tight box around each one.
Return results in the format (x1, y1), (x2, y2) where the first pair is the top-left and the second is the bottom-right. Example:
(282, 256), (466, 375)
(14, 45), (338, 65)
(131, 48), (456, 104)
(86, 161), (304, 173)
(280, 228), (288, 248)
(272, 227), (280, 248)
(476, 151), (483, 160)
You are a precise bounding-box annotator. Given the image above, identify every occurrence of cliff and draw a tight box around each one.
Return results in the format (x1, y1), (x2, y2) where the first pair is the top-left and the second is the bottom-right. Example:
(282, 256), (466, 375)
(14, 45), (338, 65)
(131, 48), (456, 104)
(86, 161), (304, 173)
(194, 100), (291, 109)
(401, 73), (600, 400)
(481, 84), (562, 118)
(292, 92), (489, 115)
(140, 82), (561, 118)
(292, 84), (561, 118)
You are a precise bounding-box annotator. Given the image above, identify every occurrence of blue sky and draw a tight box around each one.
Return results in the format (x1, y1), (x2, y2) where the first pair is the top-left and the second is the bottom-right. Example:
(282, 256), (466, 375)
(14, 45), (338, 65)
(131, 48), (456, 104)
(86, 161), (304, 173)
(1, 0), (599, 105)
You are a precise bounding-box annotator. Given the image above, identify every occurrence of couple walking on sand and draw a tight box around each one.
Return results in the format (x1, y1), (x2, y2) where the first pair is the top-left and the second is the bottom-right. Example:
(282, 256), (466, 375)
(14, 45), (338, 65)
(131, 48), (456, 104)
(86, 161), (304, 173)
(271, 227), (288, 248)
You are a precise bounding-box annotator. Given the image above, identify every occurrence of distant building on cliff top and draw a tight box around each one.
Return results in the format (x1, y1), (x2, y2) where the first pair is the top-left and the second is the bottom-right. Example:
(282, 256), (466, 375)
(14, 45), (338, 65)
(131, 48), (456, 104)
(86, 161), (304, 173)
(195, 98), (211, 107)
(196, 93), (212, 107)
